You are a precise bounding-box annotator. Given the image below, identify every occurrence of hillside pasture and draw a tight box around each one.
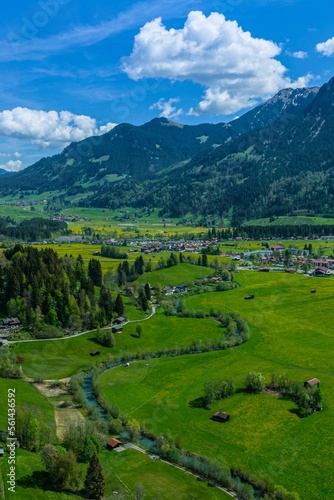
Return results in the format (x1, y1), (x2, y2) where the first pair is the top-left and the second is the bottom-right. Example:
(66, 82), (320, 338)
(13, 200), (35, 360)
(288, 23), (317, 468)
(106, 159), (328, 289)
(101, 448), (232, 499)
(0, 378), (55, 434)
(136, 262), (214, 286)
(99, 271), (334, 499)
(10, 313), (224, 379)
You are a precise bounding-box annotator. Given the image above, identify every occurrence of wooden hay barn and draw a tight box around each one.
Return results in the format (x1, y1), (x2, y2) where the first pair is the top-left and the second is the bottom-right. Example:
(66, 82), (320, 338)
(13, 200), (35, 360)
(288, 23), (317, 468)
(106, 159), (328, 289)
(90, 350), (100, 356)
(244, 294), (254, 300)
(304, 378), (320, 389)
(212, 411), (230, 423)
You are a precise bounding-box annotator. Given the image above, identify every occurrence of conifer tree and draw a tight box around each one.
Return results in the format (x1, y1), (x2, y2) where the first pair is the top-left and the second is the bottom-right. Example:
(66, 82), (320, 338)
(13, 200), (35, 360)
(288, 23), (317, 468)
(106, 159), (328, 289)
(84, 454), (105, 500)
(114, 293), (124, 317)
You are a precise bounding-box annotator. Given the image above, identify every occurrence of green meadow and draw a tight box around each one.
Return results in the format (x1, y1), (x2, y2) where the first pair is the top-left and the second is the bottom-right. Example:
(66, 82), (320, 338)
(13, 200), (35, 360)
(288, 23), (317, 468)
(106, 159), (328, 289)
(10, 313), (224, 379)
(0, 378), (55, 434)
(99, 271), (334, 499)
(0, 449), (78, 500)
(101, 448), (231, 499)
(136, 262), (214, 286)
(0, 447), (231, 500)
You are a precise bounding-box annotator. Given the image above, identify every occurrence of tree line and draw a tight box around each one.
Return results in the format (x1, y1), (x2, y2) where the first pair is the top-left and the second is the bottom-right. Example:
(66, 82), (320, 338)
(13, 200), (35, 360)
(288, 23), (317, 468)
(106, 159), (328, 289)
(0, 217), (67, 242)
(0, 245), (120, 336)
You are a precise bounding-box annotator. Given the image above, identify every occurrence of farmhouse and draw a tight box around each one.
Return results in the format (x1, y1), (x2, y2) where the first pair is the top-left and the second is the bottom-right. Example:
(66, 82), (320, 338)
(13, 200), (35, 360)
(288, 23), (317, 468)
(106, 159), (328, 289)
(270, 244), (285, 252)
(313, 267), (331, 276)
(106, 438), (123, 450)
(174, 284), (187, 293)
(304, 378), (320, 389)
(212, 411), (230, 422)
(90, 350), (100, 356)
(115, 317), (125, 324)
(0, 317), (20, 329)
(259, 267), (270, 272)
(112, 324), (123, 333)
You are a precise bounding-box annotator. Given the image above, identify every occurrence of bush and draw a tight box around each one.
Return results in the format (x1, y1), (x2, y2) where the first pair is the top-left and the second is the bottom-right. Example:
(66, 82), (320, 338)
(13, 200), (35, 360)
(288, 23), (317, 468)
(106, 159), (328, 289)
(34, 324), (64, 339)
(245, 372), (265, 393)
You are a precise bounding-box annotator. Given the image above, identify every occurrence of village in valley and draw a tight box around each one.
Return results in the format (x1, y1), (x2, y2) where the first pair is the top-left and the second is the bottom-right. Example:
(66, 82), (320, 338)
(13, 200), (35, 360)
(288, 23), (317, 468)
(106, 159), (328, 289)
(0, 208), (332, 500)
(1, 0), (334, 496)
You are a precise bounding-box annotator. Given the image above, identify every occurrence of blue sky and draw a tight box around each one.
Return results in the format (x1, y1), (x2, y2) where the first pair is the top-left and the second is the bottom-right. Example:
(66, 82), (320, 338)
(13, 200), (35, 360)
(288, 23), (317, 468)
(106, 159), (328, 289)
(0, 0), (333, 171)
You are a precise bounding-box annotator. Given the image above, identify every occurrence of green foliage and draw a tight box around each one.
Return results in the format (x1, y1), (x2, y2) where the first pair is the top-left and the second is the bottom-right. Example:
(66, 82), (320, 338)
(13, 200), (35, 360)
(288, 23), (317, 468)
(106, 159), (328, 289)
(204, 378), (235, 408)
(137, 287), (149, 312)
(96, 327), (115, 347)
(62, 421), (100, 462)
(16, 407), (51, 451)
(0, 217), (67, 241)
(0, 246), (116, 333)
(41, 444), (81, 492)
(0, 347), (23, 378)
(126, 419), (141, 442)
(245, 372), (266, 393)
(84, 454), (105, 500)
(88, 258), (102, 287)
(135, 482), (145, 500)
(109, 417), (123, 434)
(136, 324), (142, 338)
(101, 244), (128, 259)
(114, 293), (125, 316)
(34, 324), (64, 339)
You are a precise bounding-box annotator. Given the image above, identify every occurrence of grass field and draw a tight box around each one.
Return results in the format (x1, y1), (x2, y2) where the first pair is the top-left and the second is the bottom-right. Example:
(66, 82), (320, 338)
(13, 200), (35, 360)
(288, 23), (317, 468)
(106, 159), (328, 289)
(136, 262), (214, 286)
(10, 313), (224, 379)
(0, 378), (55, 434)
(0, 449), (79, 500)
(101, 448), (232, 499)
(0, 446), (231, 500)
(99, 271), (334, 499)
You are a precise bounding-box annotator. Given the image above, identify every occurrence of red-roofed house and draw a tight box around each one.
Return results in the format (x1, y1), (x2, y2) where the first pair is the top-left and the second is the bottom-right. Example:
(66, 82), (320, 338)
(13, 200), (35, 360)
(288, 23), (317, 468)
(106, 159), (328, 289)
(106, 438), (123, 450)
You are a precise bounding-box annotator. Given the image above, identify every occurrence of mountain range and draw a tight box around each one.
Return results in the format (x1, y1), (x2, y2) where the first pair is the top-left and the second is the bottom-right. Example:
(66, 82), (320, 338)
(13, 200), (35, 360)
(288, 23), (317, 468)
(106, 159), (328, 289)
(2, 76), (334, 223)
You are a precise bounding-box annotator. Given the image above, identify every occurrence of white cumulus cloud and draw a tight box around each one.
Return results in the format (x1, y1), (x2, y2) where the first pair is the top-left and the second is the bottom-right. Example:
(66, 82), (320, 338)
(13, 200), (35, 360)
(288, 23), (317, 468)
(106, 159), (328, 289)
(0, 151), (21, 158)
(0, 159), (23, 172)
(0, 107), (116, 149)
(287, 50), (308, 59)
(150, 97), (183, 119)
(316, 37), (334, 56)
(123, 11), (311, 115)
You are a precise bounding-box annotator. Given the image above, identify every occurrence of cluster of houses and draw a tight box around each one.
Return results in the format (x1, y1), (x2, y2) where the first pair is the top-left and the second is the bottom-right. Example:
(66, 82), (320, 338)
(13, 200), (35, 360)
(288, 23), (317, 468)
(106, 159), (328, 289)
(237, 244), (334, 276)
(162, 284), (188, 295)
(139, 238), (218, 254)
(0, 317), (20, 330)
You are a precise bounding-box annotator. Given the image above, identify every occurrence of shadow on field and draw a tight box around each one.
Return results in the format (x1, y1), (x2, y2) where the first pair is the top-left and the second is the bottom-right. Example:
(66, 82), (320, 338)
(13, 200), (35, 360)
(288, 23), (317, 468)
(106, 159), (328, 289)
(288, 408), (301, 416)
(17, 471), (50, 490)
(87, 337), (100, 344)
(189, 396), (206, 408)
(130, 333), (140, 339)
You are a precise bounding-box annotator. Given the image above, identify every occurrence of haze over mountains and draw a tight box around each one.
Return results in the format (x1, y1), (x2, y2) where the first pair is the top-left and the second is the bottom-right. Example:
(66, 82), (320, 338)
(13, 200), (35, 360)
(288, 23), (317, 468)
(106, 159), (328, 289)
(2, 76), (334, 223)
